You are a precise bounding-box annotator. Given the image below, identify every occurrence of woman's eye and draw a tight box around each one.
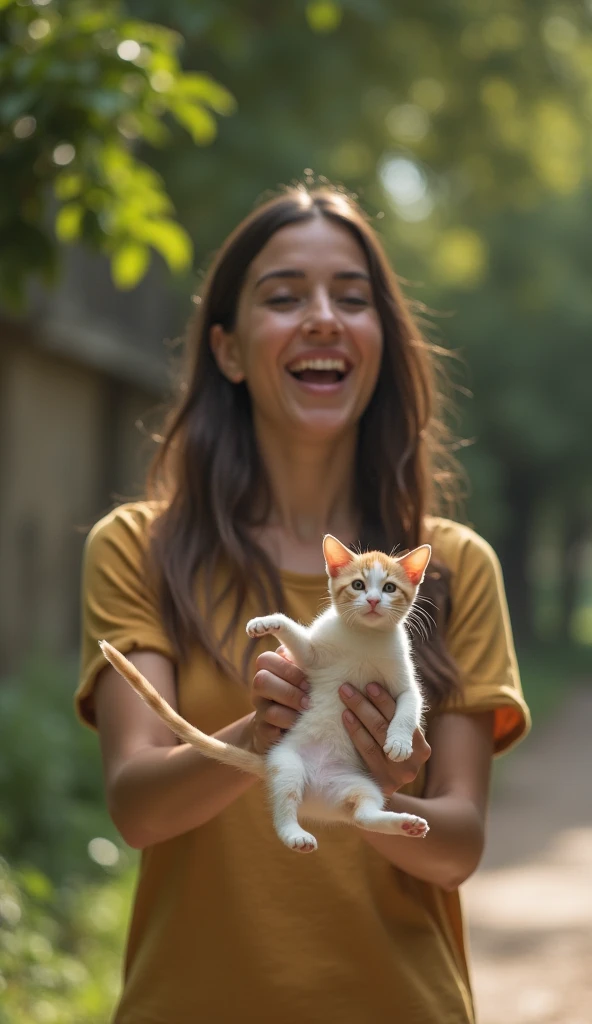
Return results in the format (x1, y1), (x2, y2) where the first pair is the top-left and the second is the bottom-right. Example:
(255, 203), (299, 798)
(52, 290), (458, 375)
(351, 579), (365, 591)
(341, 296), (369, 307)
(383, 582), (396, 593)
(267, 295), (297, 306)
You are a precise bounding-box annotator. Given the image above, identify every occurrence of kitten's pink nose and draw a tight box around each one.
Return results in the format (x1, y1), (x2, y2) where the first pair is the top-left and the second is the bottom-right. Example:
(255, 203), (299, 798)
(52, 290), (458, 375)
(366, 597), (380, 611)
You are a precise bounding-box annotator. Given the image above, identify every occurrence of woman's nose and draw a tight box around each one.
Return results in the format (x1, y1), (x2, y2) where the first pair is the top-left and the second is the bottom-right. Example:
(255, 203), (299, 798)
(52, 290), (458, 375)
(302, 291), (340, 335)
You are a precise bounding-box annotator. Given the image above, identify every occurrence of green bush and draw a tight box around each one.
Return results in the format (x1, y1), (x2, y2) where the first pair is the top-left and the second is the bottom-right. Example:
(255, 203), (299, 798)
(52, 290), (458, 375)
(0, 656), (136, 1021)
(0, 655), (121, 882)
(0, 857), (133, 1024)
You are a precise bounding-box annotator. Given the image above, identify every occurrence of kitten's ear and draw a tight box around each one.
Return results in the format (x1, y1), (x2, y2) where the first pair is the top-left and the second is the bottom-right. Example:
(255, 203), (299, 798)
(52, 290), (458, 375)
(323, 535), (354, 578)
(398, 544), (431, 586)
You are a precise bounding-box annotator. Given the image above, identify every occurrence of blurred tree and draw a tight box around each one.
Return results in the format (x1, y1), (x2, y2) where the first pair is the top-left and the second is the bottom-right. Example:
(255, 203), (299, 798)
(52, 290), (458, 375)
(443, 191), (592, 640)
(127, 1), (592, 257)
(2, 0), (591, 640)
(0, 0), (235, 305)
(131, 0), (592, 642)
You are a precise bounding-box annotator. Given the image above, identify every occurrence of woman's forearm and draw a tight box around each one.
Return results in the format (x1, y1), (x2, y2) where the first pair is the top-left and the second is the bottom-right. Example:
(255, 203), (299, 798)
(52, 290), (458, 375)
(362, 792), (487, 891)
(109, 714), (259, 848)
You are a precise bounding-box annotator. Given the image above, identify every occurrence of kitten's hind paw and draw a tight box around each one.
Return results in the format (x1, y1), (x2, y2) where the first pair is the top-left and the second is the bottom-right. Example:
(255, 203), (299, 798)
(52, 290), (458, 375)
(246, 615), (283, 639)
(383, 734), (413, 762)
(280, 829), (318, 854)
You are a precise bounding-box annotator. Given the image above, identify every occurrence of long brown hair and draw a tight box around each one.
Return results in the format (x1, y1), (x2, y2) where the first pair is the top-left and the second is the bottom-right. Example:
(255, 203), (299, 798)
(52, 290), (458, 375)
(148, 184), (461, 708)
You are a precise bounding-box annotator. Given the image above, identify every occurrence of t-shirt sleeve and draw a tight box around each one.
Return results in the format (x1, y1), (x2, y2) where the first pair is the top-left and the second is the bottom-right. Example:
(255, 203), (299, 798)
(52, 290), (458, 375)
(75, 506), (175, 729)
(441, 528), (531, 755)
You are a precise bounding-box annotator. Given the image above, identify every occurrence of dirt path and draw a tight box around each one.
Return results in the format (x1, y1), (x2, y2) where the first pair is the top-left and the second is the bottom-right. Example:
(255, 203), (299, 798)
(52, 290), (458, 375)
(464, 686), (592, 1024)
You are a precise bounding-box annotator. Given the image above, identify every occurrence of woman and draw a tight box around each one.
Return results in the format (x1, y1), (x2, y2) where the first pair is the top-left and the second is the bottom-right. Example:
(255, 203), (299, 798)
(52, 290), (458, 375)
(76, 184), (530, 1023)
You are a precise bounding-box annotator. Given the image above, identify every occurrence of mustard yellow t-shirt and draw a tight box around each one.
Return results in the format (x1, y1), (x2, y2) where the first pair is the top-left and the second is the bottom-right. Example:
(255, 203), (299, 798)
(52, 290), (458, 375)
(76, 502), (530, 1024)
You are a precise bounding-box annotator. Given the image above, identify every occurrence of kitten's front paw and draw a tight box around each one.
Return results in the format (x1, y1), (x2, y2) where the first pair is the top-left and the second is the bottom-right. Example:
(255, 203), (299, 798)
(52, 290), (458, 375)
(246, 615), (283, 639)
(400, 814), (429, 839)
(383, 733), (414, 762)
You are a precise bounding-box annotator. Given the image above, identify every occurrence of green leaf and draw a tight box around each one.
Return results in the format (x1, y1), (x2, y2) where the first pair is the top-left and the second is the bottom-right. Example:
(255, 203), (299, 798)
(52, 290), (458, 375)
(119, 20), (181, 52)
(169, 98), (217, 144)
(55, 203), (83, 242)
(111, 241), (150, 289)
(54, 174), (83, 201)
(18, 867), (54, 903)
(127, 111), (170, 147)
(134, 218), (192, 271)
(0, 0), (17, 10)
(305, 1), (343, 33)
(175, 73), (236, 115)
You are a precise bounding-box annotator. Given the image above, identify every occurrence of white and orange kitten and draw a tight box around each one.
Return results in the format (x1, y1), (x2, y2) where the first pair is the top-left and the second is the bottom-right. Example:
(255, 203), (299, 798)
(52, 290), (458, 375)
(100, 535), (430, 853)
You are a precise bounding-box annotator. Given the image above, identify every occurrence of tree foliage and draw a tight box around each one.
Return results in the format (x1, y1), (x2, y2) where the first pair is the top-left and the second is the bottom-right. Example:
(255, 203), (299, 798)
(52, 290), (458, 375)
(2, 0), (591, 638)
(0, 0), (234, 304)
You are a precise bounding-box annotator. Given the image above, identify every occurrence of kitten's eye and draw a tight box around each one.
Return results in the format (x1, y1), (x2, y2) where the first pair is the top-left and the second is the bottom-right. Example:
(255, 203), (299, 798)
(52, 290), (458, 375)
(351, 579), (365, 591)
(383, 582), (396, 593)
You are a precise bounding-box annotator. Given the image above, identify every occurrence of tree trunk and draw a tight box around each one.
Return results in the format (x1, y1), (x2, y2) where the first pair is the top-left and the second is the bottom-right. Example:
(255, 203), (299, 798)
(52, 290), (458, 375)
(557, 499), (590, 644)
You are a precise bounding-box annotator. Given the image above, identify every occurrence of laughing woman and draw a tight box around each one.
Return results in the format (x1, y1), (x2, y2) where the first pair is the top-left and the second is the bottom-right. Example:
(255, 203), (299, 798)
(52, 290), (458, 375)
(76, 185), (530, 1024)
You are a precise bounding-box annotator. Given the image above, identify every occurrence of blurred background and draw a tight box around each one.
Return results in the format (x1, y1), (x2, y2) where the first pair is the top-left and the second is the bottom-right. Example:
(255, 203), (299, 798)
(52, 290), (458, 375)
(0, 1), (591, 1021)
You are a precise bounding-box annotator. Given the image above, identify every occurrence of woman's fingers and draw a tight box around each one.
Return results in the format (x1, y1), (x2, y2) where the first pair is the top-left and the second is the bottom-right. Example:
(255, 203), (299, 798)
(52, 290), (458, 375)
(342, 712), (386, 773)
(363, 682), (397, 722)
(259, 698), (300, 730)
(252, 668), (310, 714)
(338, 683), (391, 744)
(338, 684), (431, 795)
(250, 720), (283, 755)
(256, 650), (307, 689)
(250, 652), (309, 740)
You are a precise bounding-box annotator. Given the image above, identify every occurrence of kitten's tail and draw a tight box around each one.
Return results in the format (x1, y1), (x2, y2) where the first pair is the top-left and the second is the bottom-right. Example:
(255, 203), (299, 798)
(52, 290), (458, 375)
(98, 640), (266, 778)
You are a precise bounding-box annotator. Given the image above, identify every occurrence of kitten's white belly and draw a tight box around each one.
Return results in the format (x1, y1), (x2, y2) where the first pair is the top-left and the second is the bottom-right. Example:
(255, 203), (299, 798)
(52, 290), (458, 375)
(280, 659), (397, 822)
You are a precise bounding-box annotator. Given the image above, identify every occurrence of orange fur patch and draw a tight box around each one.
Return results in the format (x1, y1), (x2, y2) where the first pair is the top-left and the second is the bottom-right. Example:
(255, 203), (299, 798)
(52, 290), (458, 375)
(329, 545), (431, 604)
(331, 551), (412, 600)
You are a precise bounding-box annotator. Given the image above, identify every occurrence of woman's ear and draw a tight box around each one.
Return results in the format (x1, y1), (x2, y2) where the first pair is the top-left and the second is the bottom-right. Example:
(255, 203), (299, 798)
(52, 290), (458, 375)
(210, 324), (246, 383)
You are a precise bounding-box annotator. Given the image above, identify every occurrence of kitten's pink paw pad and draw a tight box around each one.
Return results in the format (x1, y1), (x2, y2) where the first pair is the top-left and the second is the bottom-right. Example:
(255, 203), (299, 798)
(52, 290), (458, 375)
(284, 831), (318, 853)
(383, 736), (413, 762)
(246, 616), (282, 638)
(401, 817), (429, 838)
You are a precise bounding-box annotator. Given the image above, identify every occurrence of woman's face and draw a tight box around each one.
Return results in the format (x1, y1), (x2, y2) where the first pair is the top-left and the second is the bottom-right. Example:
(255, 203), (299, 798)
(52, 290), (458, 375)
(211, 216), (383, 442)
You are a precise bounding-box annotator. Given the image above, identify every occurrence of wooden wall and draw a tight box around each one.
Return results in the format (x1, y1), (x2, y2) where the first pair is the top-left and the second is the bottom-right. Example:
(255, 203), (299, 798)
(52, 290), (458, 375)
(0, 333), (157, 670)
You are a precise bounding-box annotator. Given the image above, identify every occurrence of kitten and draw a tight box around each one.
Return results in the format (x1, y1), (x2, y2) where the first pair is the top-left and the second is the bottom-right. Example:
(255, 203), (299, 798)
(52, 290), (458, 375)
(99, 535), (430, 853)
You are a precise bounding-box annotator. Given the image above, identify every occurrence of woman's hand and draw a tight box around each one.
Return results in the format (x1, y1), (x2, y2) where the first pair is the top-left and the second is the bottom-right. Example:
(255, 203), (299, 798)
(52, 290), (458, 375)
(245, 646), (310, 755)
(339, 683), (431, 796)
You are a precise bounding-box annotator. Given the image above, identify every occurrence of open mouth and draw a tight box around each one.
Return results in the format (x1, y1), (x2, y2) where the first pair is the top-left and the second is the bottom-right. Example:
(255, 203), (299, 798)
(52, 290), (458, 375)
(286, 356), (351, 386)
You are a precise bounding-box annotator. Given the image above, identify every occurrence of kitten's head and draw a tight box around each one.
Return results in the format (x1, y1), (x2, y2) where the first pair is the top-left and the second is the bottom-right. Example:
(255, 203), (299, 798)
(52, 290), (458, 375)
(323, 535), (431, 631)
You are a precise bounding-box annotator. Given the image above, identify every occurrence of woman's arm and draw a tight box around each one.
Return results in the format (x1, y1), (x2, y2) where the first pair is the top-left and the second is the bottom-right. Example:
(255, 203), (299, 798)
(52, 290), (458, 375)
(339, 684), (494, 890)
(95, 648), (308, 849)
(362, 712), (494, 890)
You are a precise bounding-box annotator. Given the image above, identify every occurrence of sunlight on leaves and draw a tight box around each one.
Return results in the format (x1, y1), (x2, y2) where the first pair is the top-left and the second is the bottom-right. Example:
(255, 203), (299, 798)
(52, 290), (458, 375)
(168, 99), (217, 145)
(55, 203), (83, 242)
(111, 242), (149, 289)
(133, 219), (192, 272)
(431, 227), (488, 288)
(175, 73), (236, 115)
(306, 0), (342, 34)
(543, 16), (579, 53)
(54, 174), (82, 201)
(531, 100), (583, 193)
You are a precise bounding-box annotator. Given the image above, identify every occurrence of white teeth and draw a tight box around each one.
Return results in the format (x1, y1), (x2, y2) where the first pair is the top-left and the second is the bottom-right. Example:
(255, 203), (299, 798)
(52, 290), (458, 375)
(288, 357), (347, 373)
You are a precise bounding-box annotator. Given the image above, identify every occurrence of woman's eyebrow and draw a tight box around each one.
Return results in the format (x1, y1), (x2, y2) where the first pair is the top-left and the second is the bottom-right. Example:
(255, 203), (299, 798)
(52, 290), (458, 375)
(254, 268), (370, 288)
(255, 269), (305, 288)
